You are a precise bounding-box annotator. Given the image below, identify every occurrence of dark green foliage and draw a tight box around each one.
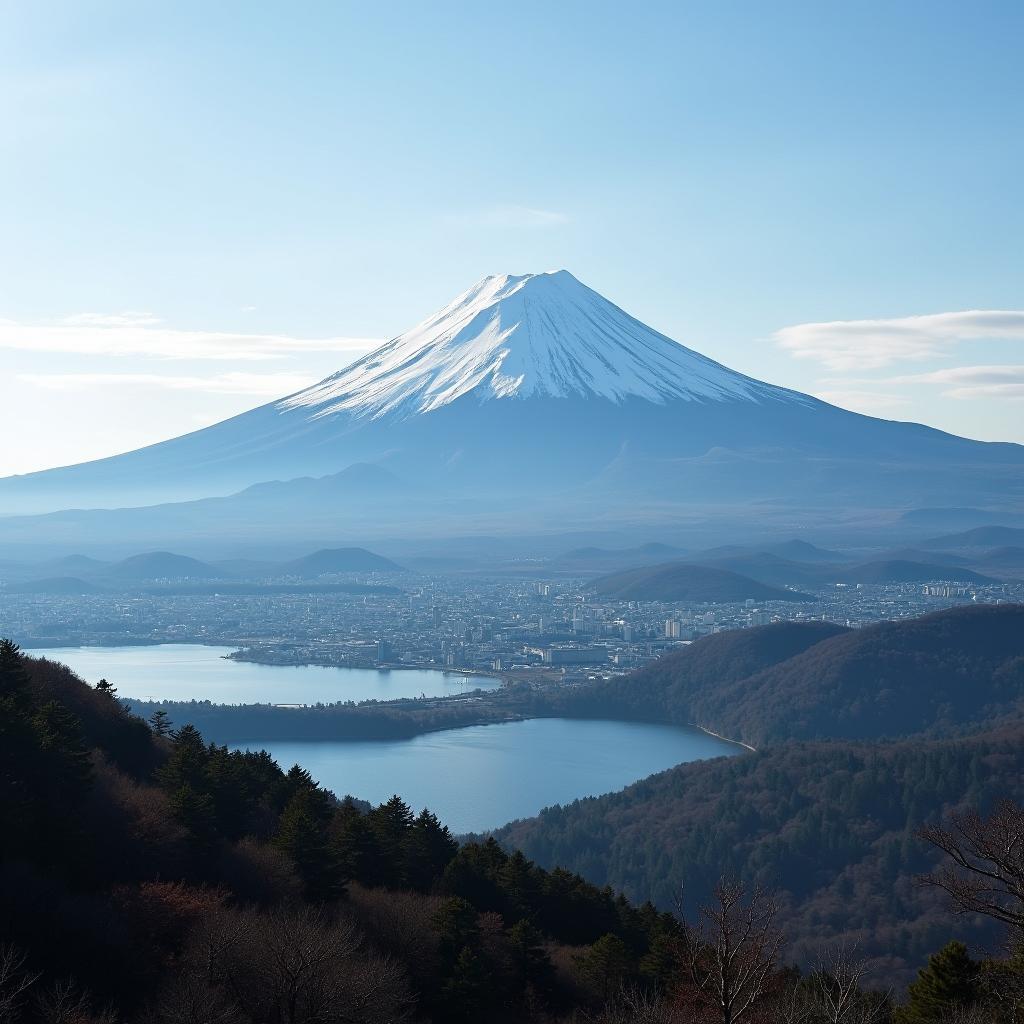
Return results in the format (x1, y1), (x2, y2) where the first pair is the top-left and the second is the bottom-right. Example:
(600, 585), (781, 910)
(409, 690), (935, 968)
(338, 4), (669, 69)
(275, 778), (345, 901)
(553, 604), (1024, 746)
(895, 941), (980, 1022)
(494, 728), (1024, 983)
(1, 640), (686, 1024)
(148, 708), (172, 736)
(574, 933), (632, 1003)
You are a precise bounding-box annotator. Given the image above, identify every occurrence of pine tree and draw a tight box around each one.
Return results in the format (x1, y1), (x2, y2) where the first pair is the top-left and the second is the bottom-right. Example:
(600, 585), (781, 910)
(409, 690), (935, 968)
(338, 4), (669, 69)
(275, 787), (345, 902)
(440, 947), (489, 1023)
(95, 678), (117, 698)
(896, 941), (980, 1023)
(575, 933), (632, 1003)
(405, 808), (458, 890)
(148, 709), (172, 737)
(368, 795), (415, 885)
(508, 919), (555, 995)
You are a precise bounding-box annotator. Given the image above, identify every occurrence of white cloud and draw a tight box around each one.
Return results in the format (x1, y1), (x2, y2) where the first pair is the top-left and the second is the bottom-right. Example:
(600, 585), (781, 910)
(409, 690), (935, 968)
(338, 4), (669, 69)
(775, 310), (1024, 370)
(60, 311), (163, 328)
(469, 205), (569, 229)
(0, 316), (381, 361)
(19, 371), (318, 396)
(813, 389), (910, 413)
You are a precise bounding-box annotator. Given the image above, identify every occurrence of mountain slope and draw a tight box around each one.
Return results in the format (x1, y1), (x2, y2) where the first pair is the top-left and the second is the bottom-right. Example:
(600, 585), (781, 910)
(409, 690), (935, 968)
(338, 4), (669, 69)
(280, 547), (402, 576)
(556, 604), (1024, 747)
(926, 525), (1024, 549)
(491, 729), (1024, 985)
(105, 551), (224, 580)
(1, 271), (1022, 542)
(590, 562), (813, 602)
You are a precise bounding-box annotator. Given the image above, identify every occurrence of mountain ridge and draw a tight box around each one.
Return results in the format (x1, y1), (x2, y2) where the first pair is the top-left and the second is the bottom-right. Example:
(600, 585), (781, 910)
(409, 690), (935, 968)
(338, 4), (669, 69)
(1, 271), (1022, 534)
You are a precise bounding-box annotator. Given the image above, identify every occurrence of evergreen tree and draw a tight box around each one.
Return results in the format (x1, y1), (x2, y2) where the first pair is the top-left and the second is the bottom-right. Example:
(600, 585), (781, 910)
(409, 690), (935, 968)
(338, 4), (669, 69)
(405, 808), (458, 891)
(575, 933), (632, 1003)
(168, 782), (219, 855)
(275, 787), (345, 902)
(508, 919), (555, 996)
(95, 678), (117, 698)
(368, 795), (415, 885)
(148, 708), (172, 737)
(896, 941), (980, 1023)
(440, 947), (489, 1023)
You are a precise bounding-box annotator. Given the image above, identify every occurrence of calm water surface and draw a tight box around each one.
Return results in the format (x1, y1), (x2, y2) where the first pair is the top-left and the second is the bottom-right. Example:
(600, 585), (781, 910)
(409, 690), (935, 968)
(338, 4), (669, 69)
(27, 644), (499, 703)
(239, 718), (740, 834)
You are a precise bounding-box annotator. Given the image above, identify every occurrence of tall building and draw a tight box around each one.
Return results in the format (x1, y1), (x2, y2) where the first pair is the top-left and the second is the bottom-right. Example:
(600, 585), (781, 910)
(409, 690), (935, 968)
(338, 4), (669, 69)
(665, 619), (681, 639)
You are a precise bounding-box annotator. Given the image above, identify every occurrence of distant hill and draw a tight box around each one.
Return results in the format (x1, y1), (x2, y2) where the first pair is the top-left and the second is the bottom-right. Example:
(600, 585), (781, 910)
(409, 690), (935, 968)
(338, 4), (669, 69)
(690, 552), (995, 587)
(974, 545), (1024, 569)
(41, 554), (111, 575)
(104, 551), (224, 580)
(590, 562), (814, 602)
(926, 525), (1024, 549)
(760, 539), (845, 562)
(689, 551), (824, 587)
(557, 542), (686, 568)
(280, 547), (402, 576)
(837, 559), (997, 584)
(7, 576), (104, 595)
(876, 547), (973, 566)
(557, 604), (1024, 747)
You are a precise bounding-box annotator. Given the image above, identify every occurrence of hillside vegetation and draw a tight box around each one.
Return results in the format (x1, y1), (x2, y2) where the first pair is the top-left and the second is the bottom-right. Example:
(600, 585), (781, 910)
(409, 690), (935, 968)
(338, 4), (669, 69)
(555, 605), (1024, 747)
(0, 641), (688, 1024)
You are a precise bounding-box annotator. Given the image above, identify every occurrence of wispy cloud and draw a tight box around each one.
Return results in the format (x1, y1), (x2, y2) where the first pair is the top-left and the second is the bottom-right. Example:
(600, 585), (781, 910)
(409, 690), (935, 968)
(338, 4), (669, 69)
(889, 364), (1024, 400)
(775, 310), (1024, 370)
(467, 205), (569, 229)
(19, 371), (319, 396)
(813, 389), (910, 414)
(0, 316), (381, 361)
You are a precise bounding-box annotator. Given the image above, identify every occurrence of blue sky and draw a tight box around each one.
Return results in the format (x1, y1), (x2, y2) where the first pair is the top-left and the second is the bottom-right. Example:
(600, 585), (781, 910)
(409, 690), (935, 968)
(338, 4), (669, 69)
(1, 0), (1022, 475)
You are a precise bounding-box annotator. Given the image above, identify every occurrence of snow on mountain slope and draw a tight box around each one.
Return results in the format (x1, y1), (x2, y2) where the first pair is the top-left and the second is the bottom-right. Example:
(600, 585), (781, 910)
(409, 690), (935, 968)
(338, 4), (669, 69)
(280, 270), (803, 419)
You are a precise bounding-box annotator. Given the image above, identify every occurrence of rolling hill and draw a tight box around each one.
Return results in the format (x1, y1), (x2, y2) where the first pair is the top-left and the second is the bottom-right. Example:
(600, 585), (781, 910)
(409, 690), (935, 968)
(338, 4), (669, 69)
(926, 525), (1024, 549)
(279, 547), (403, 576)
(555, 604), (1024, 747)
(589, 562), (814, 602)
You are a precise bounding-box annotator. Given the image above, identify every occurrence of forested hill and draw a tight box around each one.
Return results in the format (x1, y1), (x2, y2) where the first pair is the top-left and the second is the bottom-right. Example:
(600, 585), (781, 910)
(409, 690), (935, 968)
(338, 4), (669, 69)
(0, 641), (688, 1024)
(491, 727), (1024, 984)
(555, 604), (1024, 747)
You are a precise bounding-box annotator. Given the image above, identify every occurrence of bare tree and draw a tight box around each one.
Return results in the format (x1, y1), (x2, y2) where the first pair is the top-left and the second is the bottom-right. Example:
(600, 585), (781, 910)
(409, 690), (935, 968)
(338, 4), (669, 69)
(195, 904), (414, 1024)
(35, 979), (117, 1024)
(808, 946), (889, 1024)
(592, 985), (690, 1024)
(678, 879), (784, 1024)
(918, 800), (1024, 933)
(0, 946), (39, 1024)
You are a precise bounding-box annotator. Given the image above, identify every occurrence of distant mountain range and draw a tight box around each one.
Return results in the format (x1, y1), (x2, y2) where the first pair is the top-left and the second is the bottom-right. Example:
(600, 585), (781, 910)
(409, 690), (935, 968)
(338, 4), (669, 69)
(0, 271), (1022, 549)
(925, 525), (1024, 549)
(590, 562), (813, 603)
(0, 546), (402, 586)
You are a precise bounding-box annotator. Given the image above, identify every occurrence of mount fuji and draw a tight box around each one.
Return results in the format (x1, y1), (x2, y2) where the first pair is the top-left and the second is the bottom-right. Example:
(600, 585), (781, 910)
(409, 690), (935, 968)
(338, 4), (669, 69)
(1, 271), (1021, 549)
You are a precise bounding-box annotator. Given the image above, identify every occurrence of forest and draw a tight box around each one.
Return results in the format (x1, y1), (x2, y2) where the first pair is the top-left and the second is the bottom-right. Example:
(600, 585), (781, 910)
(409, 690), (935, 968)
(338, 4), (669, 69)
(4, 603), (1024, 1022)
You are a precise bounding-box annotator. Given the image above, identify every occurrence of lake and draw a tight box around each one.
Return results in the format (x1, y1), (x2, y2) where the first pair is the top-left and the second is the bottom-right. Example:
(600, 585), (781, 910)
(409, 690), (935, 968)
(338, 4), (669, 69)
(239, 718), (739, 834)
(28, 643), (742, 833)
(26, 643), (500, 704)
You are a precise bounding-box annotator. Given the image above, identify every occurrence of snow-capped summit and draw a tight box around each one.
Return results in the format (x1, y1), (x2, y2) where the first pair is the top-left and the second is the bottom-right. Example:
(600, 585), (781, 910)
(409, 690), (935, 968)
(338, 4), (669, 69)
(1, 269), (1021, 530)
(280, 270), (795, 420)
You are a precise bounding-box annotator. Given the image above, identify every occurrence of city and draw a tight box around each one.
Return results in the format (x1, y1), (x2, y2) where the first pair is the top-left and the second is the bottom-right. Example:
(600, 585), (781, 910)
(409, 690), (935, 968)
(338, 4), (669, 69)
(5, 569), (1020, 690)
